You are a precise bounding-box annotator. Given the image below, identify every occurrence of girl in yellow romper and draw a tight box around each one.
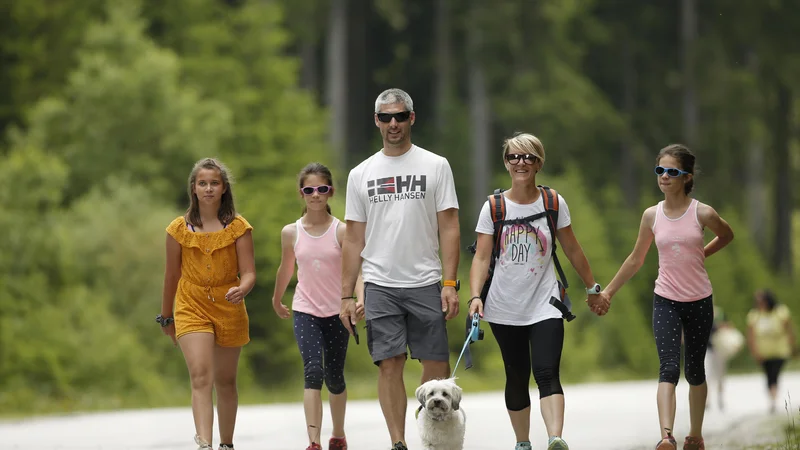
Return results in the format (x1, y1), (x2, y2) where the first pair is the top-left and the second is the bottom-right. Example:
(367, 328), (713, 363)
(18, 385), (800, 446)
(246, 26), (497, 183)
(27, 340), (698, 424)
(159, 158), (256, 450)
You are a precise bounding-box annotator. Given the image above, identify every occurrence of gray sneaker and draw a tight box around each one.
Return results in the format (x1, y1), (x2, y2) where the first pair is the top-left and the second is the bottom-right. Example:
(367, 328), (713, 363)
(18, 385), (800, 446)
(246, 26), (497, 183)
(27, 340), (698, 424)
(548, 436), (569, 450)
(391, 442), (408, 450)
(194, 434), (212, 450)
(515, 442), (532, 450)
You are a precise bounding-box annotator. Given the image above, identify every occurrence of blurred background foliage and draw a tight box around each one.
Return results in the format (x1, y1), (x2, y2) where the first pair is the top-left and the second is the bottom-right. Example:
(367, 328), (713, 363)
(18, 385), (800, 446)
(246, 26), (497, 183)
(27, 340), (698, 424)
(0, 0), (798, 415)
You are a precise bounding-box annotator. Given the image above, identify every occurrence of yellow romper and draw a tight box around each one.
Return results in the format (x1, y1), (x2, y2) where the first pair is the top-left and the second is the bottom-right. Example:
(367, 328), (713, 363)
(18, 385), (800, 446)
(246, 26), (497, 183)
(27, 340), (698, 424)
(166, 215), (252, 347)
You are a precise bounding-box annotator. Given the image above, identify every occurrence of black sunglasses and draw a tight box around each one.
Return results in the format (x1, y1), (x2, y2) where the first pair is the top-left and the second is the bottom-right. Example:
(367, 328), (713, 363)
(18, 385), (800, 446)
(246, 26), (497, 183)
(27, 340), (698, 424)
(376, 111), (412, 123)
(505, 153), (538, 165)
(654, 166), (690, 177)
(300, 185), (332, 195)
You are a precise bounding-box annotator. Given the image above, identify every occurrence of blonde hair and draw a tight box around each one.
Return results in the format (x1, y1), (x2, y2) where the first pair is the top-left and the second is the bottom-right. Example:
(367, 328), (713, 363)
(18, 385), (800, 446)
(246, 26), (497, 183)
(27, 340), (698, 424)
(502, 132), (545, 164)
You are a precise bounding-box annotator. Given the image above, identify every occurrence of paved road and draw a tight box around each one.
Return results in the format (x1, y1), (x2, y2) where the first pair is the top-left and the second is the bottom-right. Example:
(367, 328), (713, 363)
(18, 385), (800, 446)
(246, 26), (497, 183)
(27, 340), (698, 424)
(3, 372), (798, 450)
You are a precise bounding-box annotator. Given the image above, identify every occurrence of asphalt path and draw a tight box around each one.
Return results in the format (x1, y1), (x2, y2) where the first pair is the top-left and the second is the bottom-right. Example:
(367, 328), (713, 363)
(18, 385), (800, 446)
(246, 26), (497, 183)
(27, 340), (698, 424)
(3, 372), (798, 449)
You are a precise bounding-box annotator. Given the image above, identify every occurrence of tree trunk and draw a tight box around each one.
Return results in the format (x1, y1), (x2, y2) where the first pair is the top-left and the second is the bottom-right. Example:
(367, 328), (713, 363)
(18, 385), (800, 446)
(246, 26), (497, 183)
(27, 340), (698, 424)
(434, 0), (452, 142)
(745, 51), (768, 252)
(345, 0), (367, 169)
(680, 0), (697, 147)
(468, 3), (490, 211)
(325, 0), (347, 167)
(300, 41), (318, 97)
(772, 81), (792, 275)
(620, 38), (638, 207)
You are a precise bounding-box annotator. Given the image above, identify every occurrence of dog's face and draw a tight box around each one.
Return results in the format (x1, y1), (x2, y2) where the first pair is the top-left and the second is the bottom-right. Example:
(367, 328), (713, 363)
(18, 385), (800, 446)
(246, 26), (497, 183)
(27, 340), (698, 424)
(415, 378), (462, 419)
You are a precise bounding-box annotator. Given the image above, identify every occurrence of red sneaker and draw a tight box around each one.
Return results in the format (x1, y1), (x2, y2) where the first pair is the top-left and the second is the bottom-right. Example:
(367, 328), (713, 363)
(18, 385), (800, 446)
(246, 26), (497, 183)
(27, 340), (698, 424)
(329, 437), (348, 450)
(305, 443), (323, 450)
(683, 436), (705, 450)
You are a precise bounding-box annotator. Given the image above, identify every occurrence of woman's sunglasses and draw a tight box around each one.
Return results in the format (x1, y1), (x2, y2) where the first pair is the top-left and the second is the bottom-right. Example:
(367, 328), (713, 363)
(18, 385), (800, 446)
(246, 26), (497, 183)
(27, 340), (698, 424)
(505, 153), (538, 165)
(376, 111), (412, 123)
(654, 166), (690, 177)
(300, 185), (332, 195)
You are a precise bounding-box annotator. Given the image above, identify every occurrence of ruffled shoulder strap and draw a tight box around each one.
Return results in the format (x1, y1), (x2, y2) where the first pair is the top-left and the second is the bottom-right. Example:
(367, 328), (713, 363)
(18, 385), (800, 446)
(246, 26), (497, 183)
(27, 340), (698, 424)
(166, 216), (190, 245)
(226, 215), (253, 240)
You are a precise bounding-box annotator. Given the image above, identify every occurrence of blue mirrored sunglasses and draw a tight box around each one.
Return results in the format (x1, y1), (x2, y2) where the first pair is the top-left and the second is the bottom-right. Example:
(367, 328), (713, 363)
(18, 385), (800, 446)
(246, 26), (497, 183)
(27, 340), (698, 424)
(654, 166), (690, 177)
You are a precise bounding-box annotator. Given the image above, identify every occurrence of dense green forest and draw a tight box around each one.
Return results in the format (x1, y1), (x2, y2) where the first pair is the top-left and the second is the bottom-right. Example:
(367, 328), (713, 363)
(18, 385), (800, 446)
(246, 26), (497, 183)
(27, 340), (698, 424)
(1, 0), (798, 415)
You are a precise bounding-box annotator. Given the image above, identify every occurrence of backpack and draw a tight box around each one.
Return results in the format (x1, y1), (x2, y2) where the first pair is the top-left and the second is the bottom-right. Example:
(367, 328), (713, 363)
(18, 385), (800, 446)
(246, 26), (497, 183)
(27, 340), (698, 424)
(467, 185), (575, 322)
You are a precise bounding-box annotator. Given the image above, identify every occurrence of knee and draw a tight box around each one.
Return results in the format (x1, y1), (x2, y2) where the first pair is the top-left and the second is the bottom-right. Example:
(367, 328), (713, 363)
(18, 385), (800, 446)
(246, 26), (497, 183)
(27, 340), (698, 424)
(325, 371), (346, 395)
(533, 366), (563, 399)
(378, 354), (406, 378)
(189, 367), (214, 391)
(684, 365), (706, 386)
(304, 360), (324, 390)
(659, 360), (680, 385)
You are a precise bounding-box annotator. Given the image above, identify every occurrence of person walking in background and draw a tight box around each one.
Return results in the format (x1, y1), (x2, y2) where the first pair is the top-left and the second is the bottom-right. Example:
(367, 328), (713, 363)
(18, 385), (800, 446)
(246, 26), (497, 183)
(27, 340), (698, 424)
(339, 88), (461, 450)
(600, 144), (734, 450)
(272, 162), (364, 450)
(468, 132), (606, 450)
(747, 289), (797, 413)
(704, 306), (743, 412)
(159, 158), (256, 450)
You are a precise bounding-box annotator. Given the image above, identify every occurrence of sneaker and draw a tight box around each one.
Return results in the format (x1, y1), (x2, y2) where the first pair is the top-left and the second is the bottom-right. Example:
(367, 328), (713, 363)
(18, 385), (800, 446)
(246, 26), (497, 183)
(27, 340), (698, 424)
(329, 437), (348, 450)
(683, 436), (705, 450)
(515, 442), (532, 450)
(391, 442), (408, 450)
(655, 436), (677, 450)
(306, 443), (323, 450)
(194, 435), (212, 450)
(219, 445), (234, 450)
(548, 436), (570, 450)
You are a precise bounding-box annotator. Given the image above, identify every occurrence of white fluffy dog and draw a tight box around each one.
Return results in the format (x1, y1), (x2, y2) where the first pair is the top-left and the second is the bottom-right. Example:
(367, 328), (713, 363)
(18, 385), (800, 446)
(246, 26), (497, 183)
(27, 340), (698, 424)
(415, 377), (466, 450)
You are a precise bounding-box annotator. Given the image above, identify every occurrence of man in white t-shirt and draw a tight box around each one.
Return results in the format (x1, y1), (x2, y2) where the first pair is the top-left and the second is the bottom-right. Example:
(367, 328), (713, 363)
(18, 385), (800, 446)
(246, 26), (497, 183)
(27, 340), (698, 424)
(340, 88), (461, 450)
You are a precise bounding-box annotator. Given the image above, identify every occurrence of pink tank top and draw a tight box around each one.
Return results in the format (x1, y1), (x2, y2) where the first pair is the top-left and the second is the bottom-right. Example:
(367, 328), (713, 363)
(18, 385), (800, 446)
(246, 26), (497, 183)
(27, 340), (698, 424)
(292, 217), (342, 317)
(652, 199), (713, 302)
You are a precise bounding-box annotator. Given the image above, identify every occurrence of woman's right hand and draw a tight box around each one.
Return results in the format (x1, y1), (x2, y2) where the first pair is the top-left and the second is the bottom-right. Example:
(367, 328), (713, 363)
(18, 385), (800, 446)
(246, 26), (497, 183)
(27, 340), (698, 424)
(273, 300), (291, 319)
(468, 297), (483, 318)
(161, 322), (177, 347)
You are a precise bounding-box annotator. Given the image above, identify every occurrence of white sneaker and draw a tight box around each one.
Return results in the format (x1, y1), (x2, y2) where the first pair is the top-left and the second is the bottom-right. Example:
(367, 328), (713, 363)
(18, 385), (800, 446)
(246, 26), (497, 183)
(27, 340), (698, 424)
(195, 434), (212, 449)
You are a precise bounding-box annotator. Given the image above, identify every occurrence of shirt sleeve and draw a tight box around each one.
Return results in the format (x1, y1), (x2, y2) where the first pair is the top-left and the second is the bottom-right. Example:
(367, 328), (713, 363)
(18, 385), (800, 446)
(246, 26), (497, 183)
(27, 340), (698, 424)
(475, 200), (494, 235)
(344, 167), (367, 222)
(435, 157), (459, 212)
(746, 310), (758, 327)
(776, 304), (791, 322)
(556, 193), (571, 229)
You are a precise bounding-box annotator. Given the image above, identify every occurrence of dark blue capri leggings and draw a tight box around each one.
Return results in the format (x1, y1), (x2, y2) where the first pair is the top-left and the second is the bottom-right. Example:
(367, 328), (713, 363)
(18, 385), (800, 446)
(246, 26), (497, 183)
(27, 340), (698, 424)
(653, 294), (714, 386)
(293, 311), (350, 394)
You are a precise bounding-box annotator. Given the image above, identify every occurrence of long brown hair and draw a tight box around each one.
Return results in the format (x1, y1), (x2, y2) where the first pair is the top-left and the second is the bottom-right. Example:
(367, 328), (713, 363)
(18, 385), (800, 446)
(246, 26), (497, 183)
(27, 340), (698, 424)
(186, 158), (236, 227)
(298, 162), (333, 216)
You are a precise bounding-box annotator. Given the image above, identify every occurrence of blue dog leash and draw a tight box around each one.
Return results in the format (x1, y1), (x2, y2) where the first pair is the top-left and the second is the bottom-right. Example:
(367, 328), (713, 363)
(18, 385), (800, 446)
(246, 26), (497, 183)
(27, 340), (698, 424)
(451, 313), (483, 378)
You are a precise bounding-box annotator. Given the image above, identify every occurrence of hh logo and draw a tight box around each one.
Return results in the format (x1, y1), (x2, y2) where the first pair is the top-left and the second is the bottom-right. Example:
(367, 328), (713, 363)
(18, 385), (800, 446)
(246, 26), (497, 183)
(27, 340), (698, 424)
(367, 175), (427, 203)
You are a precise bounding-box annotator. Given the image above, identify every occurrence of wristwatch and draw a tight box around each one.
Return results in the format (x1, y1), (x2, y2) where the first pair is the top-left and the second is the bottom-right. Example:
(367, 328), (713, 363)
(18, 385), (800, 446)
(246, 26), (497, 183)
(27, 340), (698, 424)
(585, 283), (602, 295)
(443, 279), (460, 291)
(155, 314), (174, 327)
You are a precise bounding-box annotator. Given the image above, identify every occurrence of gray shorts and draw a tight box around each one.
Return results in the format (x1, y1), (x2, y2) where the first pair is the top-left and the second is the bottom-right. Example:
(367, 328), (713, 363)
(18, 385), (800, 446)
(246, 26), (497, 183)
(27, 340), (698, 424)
(364, 282), (449, 365)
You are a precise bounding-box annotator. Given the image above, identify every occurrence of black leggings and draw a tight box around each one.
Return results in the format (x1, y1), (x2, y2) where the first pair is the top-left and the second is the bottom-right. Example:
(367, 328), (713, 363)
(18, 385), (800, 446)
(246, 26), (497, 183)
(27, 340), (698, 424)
(490, 318), (564, 411)
(762, 358), (786, 388)
(293, 311), (349, 394)
(653, 294), (714, 386)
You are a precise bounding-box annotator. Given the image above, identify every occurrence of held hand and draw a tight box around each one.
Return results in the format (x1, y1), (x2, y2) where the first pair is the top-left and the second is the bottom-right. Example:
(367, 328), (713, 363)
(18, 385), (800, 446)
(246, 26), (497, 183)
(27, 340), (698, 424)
(468, 297), (484, 318)
(442, 286), (459, 320)
(586, 292), (609, 316)
(339, 300), (357, 336)
(225, 286), (244, 304)
(272, 299), (291, 319)
(161, 322), (178, 347)
(355, 301), (365, 322)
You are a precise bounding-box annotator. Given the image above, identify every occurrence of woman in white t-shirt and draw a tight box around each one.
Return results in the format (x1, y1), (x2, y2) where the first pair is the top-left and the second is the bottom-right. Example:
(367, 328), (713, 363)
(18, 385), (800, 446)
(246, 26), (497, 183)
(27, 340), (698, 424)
(468, 133), (606, 450)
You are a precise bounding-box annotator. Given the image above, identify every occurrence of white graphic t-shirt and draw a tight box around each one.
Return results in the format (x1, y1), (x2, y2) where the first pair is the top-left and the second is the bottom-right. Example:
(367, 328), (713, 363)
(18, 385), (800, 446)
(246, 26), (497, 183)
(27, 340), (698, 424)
(475, 192), (571, 326)
(345, 145), (459, 288)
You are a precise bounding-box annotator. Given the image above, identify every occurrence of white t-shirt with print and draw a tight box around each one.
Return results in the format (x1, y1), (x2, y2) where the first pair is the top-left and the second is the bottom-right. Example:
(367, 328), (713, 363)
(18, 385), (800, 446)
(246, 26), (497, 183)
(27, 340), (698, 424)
(475, 192), (571, 326)
(345, 145), (459, 288)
